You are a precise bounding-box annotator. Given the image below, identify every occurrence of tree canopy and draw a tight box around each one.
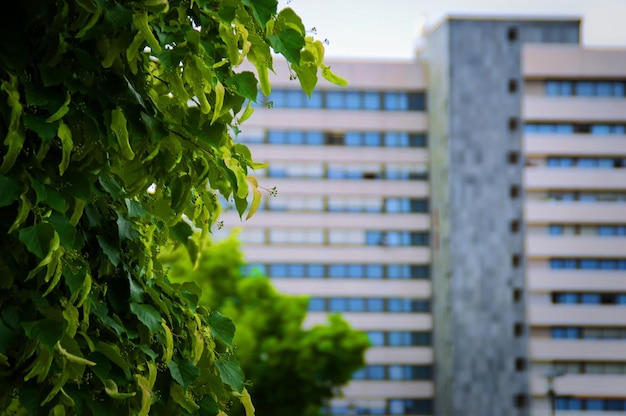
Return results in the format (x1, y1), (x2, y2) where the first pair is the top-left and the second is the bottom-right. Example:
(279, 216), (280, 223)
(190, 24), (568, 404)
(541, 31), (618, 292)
(164, 232), (370, 416)
(0, 0), (345, 414)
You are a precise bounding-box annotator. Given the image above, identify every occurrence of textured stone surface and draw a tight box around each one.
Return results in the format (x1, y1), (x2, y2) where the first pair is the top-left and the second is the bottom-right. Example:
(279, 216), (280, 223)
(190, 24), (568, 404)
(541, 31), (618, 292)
(425, 18), (580, 416)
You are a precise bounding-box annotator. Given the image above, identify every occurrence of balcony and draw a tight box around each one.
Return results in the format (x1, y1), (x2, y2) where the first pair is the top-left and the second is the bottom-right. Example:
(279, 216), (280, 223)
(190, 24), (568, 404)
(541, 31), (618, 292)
(524, 168), (626, 190)
(525, 201), (626, 224)
(220, 212), (430, 230)
(304, 312), (432, 331)
(342, 381), (433, 399)
(247, 145), (429, 164)
(244, 246), (430, 264)
(526, 235), (626, 258)
(366, 347), (433, 364)
(529, 304), (626, 326)
(523, 134), (626, 157)
(523, 95), (626, 123)
(254, 178), (429, 197)
(531, 374), (626, 397)
(527, 269), (626, 293)
(523, 44), (626, 79)
(272, 279), (431, 298)
(530, 339), (626, 361)
(247, 108), (427, 132)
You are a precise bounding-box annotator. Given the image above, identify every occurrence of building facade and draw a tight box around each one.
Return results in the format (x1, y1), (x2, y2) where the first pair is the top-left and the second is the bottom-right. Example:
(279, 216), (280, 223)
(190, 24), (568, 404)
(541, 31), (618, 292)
(217, 16), (626, 416)
(219, 61), (434, 415)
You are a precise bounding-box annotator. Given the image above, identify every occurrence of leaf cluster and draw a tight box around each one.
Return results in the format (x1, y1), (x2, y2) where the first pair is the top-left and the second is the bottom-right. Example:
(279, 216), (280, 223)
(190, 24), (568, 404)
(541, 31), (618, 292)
(0, 0), (343, 414)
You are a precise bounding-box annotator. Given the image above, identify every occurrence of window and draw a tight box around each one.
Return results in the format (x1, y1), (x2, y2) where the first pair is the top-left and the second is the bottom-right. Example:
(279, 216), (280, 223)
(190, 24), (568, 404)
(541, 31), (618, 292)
(507, 26), (518, 41)
(512, 254), (522, 268)
(510, 220), (521, 233)
(514, 323), (524, 337)
(510, 185), (520, 199)
(515, 358), (526, 371)
(308, 298), (325, 311)
(508, 79), (518, 93)
(508, 117), (519, 131)
(508, 151), (519, 165)
(513, 288), (523, 302)
(514, 394), (527, 409)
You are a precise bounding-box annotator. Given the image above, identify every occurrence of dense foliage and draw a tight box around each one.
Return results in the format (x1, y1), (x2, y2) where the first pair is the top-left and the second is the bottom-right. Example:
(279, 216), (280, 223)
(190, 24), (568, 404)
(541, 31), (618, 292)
(0, 0), (344, 414)
(164, 232), (370, 416)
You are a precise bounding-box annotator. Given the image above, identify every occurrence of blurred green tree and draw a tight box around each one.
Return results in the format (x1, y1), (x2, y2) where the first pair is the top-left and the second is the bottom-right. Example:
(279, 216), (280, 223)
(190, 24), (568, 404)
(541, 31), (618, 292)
(164, 232), (370, 416)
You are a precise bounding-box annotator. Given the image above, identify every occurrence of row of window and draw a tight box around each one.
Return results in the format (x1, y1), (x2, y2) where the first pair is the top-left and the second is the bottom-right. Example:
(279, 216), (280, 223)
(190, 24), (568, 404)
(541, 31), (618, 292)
(255, 89), (426, 111)
(553, 292), (626, 305)
(239, 130), (427, 148)
(548, 225), (626, 236)
(327, 399), (433, 415)
(547, 191), (626, 203)
(525, 123), (626, 135)
(546, 80), (626, 97)
(552, 327), (626, 340)
(547, 157), (625, 168)
(555, 397), (626, 411)
(550, 258), (626, 270)
(308, 297), (430, 313)
(238, 229), (430, 247)
(250, 196), (429, 213)
(552, 361), (626, 375)
(367, 331), (431, 347)
(352, 365), (432, 381)
(245, 263), (430, 280)
(264, 162), (428, 181)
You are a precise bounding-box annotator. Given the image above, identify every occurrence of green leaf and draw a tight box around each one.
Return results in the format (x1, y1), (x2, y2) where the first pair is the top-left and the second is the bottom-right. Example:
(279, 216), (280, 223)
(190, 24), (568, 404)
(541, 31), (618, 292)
(0, 174), (20, 207)
(170, 382), (200, 413)
(130, 303), (161, 332)
(97, 235), (120, 266)
(132, 12), (161, 52)
(226, 72), (258, 102)
(321, 65), (348, 86)
(117, 213), (139, 241)
(48, 212), (80, 249)
(207, 311), (235, 347)
(111, 107), (135, 160)
(168, 358), (200, 389)
(128, 275), (144, 303)
(99, 174), (124, 199)
(18, 222), (55, 259)
(170, 221), (192, 244)
(22, 319), (65, 350)
(46, 92), (71, 122)
(105, 379), (136, 400)
(269, 29), (304, 66)
(242, 0), (277, 27)
(95, 342), (130, 373)
(23, 113), (58, 141)
(125, 199), (146, 218)
(215, 355), (244, 392)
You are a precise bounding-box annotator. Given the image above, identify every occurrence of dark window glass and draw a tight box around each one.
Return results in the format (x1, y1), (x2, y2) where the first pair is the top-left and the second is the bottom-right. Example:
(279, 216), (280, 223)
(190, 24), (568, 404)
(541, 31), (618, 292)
(308, 298), (325, 311)
(267, 131), (287, 144)
(305, 91), (323, 108)
(326, 91), (344, 109)
(329, 298), (347, 312)
(368, 331), (385, 346)
(363, 91), (381, 110)
(285, 90), (303, 107)
(367, 298), (385, 312)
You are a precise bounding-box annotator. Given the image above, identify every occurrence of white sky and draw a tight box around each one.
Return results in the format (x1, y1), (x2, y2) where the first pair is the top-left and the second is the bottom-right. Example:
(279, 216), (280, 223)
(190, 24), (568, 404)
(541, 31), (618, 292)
(279, 0), (626, 60)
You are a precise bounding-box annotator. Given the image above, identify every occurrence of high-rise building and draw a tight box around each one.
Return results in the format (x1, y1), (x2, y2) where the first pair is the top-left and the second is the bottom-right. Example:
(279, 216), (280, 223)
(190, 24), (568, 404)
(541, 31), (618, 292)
(218, 15), (626, 416)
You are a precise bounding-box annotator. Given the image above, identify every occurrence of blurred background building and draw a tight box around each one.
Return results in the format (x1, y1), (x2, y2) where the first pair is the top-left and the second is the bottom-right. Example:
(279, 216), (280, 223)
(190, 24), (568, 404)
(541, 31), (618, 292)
(218, 15), (626, 416)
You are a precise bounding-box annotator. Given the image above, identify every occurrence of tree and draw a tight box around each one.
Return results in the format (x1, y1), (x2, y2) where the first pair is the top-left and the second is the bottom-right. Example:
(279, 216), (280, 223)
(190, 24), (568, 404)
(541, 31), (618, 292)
(0, 0), (345, 414)
(163, 232), (371, 416)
